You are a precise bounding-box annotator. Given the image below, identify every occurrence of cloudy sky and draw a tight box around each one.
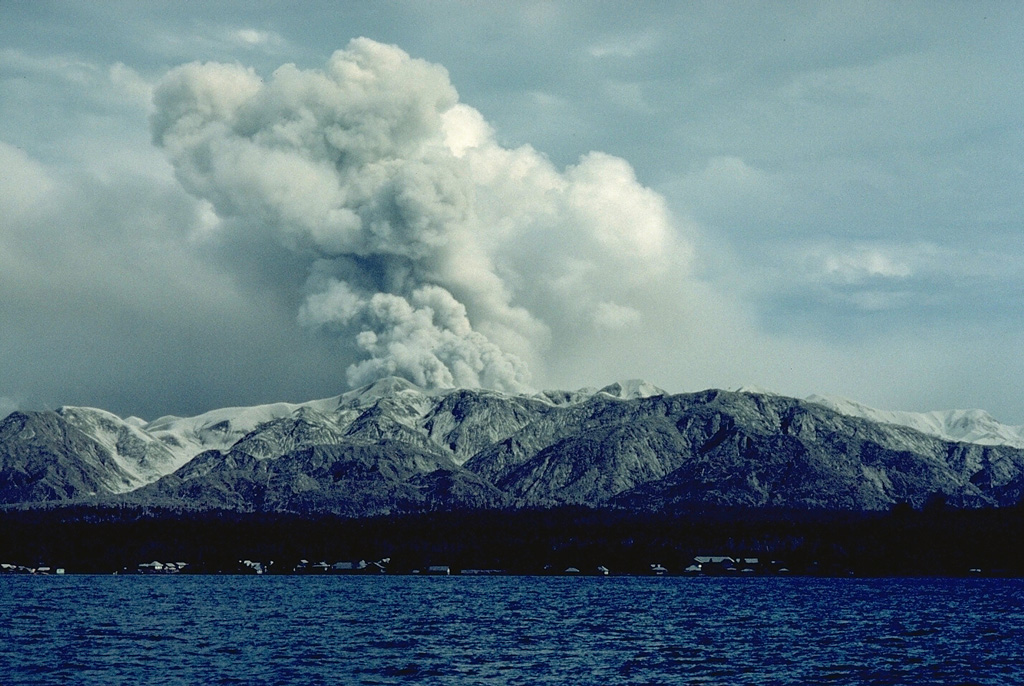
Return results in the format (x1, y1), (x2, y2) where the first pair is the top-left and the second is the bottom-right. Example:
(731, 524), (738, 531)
(2, 2), (1022, 423)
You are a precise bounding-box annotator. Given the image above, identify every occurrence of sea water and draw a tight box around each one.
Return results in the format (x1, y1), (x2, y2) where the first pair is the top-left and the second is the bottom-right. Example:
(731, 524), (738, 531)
(2, 575), (1022, 684)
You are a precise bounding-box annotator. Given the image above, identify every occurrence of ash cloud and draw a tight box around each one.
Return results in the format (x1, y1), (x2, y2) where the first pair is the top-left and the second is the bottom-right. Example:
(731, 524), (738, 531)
(300, 282), (529, 391)
(152, 38), (691, 392)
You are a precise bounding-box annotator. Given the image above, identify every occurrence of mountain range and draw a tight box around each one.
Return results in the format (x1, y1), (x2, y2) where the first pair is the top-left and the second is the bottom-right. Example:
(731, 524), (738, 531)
(2, 377), (1023, 515)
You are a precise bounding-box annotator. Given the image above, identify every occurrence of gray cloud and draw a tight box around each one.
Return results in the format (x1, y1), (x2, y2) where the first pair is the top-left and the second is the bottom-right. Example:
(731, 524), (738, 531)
(300, 282), (530, 391)
(151, 38), (693, 393)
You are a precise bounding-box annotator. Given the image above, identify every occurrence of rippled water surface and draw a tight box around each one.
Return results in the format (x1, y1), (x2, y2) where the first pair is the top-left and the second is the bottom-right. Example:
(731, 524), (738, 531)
(2, 575), (1022, 684)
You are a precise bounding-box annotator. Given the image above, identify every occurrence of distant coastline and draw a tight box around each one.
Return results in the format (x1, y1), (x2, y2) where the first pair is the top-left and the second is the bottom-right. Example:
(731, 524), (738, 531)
(3, 504), (1022, 577)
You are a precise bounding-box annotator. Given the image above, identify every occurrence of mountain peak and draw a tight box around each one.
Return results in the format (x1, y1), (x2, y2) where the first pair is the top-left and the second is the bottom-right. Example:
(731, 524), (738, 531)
(595, 380), (666, 400)
(733, 385), (779, 396)
(340, 376), (427, 406)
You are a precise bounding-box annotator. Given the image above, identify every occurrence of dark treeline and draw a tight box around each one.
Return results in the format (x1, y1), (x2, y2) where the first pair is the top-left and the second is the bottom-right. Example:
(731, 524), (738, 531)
(2, 502), (1023, 575)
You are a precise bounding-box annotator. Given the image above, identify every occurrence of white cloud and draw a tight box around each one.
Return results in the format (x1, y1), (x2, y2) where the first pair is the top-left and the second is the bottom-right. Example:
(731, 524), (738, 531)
(441, 104), (492, 158)
(818, 246), (913, 284)
(230, 28), (286, 49)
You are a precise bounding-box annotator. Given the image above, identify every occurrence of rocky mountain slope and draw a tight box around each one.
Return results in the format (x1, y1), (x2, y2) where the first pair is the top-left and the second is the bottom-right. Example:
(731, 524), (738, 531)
(2, 378), (1023, 514)
(0, 410), (139, 500)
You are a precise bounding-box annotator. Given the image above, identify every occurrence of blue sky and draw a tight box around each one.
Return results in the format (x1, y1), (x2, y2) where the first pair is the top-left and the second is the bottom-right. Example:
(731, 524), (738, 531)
(1, 1), (1022, 422)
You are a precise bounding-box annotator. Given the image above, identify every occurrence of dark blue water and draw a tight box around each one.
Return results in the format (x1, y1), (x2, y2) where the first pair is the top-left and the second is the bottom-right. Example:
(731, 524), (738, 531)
(2, 575), (1022, 685)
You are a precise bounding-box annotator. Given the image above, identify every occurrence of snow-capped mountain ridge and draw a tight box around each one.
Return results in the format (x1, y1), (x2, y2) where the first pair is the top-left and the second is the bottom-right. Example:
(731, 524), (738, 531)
(4, 378), (1024, 513)
(47, 380), (1024, 487)
(806, 395), (1024, 449)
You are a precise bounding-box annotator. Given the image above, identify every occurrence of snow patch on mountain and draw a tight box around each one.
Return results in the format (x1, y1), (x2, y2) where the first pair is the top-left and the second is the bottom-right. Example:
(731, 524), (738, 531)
(806, 395), (1024, 449)
(145, 396), (345, 459)
(532, 389), (595, 406)
(734, 385), (781, 396)
(338, 376), (431, 407)
(56, 406), (183, 491)
(595, 380), (667, 400)
(533, 379), (666, 406)
(55, 395), (349, 488)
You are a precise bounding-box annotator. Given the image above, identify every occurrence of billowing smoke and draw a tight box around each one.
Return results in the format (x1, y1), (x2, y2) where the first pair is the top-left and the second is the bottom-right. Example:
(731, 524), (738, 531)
(299, 282), (529, 391)
(152, 38), (690, 392)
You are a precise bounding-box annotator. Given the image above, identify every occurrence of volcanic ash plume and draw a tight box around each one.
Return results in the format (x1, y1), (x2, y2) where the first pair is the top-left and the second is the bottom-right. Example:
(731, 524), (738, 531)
(151, 38), (689, 391)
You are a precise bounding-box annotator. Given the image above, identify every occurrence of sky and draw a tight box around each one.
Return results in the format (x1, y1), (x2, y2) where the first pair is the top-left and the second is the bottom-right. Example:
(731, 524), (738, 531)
(1, 1), (1023, 423)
